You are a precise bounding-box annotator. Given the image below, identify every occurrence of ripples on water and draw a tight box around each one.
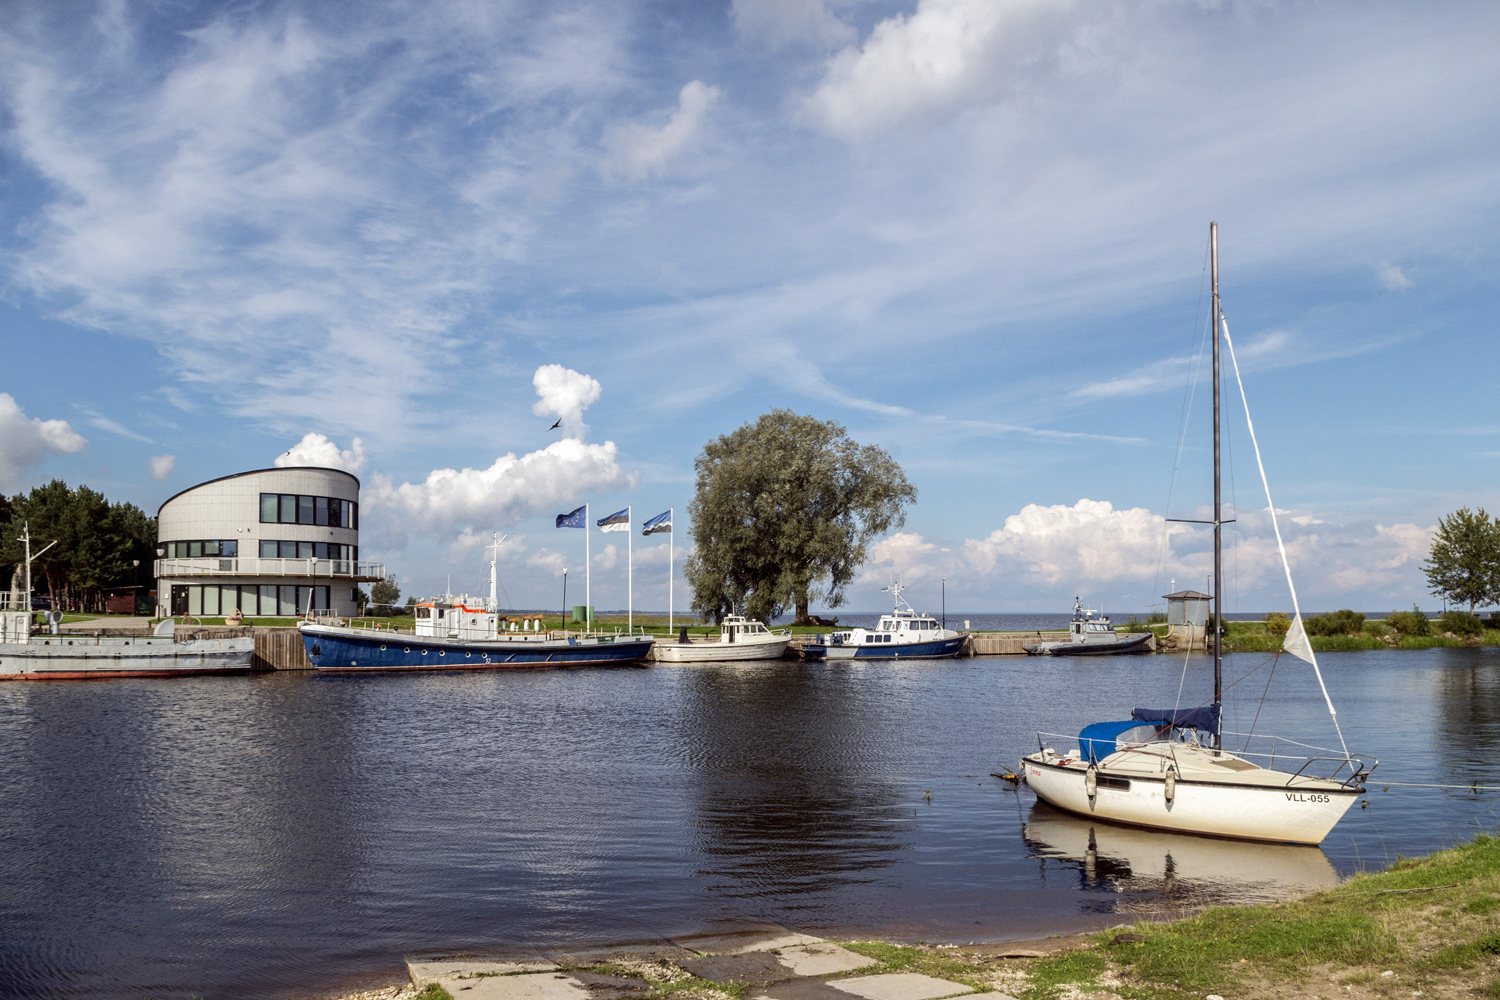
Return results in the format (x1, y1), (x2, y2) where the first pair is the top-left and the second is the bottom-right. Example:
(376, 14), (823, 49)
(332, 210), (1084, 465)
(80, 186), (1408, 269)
(1, 647), (1497, 999)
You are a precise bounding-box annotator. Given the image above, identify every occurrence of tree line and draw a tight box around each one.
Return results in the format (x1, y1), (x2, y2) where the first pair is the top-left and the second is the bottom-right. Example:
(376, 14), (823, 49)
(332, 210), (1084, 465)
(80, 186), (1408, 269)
(0, 480), (156, 613)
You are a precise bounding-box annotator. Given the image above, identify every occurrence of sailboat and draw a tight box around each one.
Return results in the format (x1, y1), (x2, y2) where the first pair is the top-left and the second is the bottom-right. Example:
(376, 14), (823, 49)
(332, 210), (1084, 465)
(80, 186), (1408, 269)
(1019, 224), (1375, 845)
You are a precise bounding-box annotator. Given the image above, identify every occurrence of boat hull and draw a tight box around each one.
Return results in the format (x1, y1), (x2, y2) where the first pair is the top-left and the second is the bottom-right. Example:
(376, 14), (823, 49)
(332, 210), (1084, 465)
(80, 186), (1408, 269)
(801, 635), (965, 660)
(1021, 753), (1360, 845)
(1025, 632), (1154, 656)
(301, 624), (653, 671)
(0, 636), (254, 680)
(652, 638), (792, 662)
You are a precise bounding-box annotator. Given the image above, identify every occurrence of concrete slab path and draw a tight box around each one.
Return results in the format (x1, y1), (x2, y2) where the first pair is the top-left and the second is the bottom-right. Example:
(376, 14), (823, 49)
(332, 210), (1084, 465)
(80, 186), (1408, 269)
(827, 973), (975, 1000)
(407, 958), (556, 987)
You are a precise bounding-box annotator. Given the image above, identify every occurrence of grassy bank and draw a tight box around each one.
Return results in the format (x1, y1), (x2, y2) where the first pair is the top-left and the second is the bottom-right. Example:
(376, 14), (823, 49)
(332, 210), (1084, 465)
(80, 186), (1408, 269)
(1213, 619), (1500, 653)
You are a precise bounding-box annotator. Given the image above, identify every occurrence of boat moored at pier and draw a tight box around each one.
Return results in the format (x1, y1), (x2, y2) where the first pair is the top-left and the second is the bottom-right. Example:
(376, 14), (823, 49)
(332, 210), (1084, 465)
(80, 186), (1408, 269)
(801, 582), (964, 660)
(1024, 599), (1153, 656)
(651, 615), (792, 662)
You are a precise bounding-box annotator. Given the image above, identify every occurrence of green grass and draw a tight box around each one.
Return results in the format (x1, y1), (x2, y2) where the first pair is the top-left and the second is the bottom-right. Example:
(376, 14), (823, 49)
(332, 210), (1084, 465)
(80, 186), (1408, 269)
(1096, 831), (1500, 995)
(414, 985), (454, 1000)
(1016, 951), (1109, 1000)
(840, 942), (989, 991)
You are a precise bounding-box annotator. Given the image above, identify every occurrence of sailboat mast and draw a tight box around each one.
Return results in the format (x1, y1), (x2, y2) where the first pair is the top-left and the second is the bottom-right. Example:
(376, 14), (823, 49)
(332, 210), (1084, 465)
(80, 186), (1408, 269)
(1210, 221), (1223, 751)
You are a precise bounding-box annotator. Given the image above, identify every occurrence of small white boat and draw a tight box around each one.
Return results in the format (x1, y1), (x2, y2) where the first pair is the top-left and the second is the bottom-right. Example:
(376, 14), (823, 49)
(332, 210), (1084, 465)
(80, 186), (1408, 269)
(800, 582), (964, 660)
(1020, 225), (1374, 844)
(651, 615), (792, 663)
(1024, 598), (1153, 655)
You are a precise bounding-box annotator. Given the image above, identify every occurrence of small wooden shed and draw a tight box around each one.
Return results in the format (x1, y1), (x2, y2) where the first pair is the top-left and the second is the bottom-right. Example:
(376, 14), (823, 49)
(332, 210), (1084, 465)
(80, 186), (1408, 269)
(1163, 589), (1211, 627)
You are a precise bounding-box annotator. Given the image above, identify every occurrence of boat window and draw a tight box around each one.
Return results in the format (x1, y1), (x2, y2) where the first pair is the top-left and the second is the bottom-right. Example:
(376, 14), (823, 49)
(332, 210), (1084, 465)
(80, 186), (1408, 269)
(416, 607), (431, 619)
(865, 634), (874, 643)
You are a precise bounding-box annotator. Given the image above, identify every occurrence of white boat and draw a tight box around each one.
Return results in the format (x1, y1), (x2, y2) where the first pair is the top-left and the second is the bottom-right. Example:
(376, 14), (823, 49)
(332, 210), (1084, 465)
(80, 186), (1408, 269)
(1020, 224), (1374, 845)
(800, 582), (964, 660)
(0, 524), (253, 681)
(1024, 598), (1153, 655)
(651, 615), (792, 662)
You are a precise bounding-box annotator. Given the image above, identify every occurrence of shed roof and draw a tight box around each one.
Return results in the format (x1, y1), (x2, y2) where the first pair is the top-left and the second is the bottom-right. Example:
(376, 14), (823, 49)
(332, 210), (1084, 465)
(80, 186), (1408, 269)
(1162, 590), (1212, 600)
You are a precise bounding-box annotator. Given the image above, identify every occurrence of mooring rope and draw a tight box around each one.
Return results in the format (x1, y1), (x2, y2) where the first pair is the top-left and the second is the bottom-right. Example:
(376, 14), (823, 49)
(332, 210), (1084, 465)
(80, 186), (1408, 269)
(1372, 781), (1500, 791)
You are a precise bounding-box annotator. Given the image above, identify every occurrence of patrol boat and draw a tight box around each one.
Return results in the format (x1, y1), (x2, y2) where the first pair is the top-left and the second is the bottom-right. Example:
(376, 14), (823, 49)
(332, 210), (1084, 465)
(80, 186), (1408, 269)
(1023, 598), (1153, 656)
(800, 582), (964, 660)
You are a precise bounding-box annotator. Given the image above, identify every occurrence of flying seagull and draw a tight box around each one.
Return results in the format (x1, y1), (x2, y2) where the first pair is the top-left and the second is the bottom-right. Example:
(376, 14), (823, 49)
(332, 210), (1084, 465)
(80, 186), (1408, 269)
(548, 418), (562, 431)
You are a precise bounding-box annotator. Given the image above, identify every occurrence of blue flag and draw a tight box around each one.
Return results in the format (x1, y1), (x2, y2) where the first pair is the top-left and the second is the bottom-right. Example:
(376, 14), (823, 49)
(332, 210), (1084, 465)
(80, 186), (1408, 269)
(556, 505), (587, 529)
(642, 510), (672, 535)
(597, 508), (630, 532)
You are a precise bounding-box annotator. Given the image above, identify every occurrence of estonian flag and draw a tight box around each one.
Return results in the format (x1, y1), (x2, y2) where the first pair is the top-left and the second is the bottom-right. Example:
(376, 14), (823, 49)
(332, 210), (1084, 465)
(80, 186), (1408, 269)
(642, 510), (672, 535)
(597, 508), (630, 532)
(556, 505), (587, 529)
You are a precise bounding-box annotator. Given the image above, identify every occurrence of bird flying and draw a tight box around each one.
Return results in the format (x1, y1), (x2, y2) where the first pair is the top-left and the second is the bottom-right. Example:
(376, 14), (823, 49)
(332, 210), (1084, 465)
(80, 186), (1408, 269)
(548, 418), (562, 431)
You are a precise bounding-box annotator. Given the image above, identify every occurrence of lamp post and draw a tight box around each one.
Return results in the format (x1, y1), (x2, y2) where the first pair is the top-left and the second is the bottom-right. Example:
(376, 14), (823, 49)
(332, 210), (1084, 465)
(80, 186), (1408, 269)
(562, 568), (568, 632)
(941, 577), (946, 630)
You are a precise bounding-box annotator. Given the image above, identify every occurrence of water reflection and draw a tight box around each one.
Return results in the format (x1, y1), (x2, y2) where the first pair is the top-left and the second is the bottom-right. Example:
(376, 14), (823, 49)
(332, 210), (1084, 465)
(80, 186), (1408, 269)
(1435, 651), (1500, 768)
(674, 663), (914, 901)
(1023, 802), (1339, 916)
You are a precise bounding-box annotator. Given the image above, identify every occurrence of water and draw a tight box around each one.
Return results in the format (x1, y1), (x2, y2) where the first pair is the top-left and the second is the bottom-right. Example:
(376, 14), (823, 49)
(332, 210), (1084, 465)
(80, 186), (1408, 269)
(1, 647), (1496, 1000)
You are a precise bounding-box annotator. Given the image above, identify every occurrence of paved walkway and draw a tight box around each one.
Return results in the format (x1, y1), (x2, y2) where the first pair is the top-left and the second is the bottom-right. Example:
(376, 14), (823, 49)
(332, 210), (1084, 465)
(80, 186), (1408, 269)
(407, 927), (1015, 1000)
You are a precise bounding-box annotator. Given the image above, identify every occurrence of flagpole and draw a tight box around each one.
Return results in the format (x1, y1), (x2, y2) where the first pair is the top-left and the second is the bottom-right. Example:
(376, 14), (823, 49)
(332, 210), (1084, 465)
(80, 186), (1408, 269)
(669, 507), (674, 633)
(585, 502), (591, 632)
(627, 504), (633, 632)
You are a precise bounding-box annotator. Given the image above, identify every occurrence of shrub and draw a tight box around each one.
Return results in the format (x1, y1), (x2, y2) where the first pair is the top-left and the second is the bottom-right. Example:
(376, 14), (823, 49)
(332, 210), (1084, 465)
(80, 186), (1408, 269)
(1387, 606), (1431, 637)
(1306, 609), (1365, 636)
(1362, 620), (1390, 638)
(1263, 612), (1291, 635)
(1146, 611), (1167, 625)
(1439, 610), (1484, 637)
(1121, 617), (1148, 632)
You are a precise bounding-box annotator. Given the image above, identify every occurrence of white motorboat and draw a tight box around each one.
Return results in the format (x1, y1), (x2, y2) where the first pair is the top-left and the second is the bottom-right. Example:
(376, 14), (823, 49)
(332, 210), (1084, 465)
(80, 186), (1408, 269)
(651, 615), (792, 663)
(1024, 598), (1153, 655)
(1020, 224), (1374, 845)
(801, 582), (964, 660)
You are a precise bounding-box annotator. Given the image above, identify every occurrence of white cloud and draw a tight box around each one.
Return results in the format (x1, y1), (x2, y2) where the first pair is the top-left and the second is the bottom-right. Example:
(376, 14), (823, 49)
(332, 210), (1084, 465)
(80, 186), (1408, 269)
(446, 528), (528, 563)
(963, 498), (1176, 586)
(275, 433), (366, 474)
(1377, 262), (1413, 290)
(149, 454), (176, 480)
(367, 437), (635, 531)
(858, 531), (944, 587)
(0, 393), (88, 491)
(531, 364), (602, 440)
(526, 547), (569, 575)
(805, 0), (1064, 138)
(731, 0), (854, 48)
(605, 80), (718, 181)
(592, 543), (620, 571)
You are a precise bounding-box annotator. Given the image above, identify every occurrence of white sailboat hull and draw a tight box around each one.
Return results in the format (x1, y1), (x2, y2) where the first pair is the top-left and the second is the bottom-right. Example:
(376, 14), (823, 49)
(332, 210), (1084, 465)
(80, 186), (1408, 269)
(1022, 754), (1360, 846)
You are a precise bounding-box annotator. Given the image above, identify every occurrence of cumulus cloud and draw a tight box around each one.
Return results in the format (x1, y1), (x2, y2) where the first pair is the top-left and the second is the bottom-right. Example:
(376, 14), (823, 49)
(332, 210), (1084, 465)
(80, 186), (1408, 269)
(805, 0), (1064, 138)
(731, 0), (854, 48)
(0, 393), (87, 491)
(1377, 262), (1413, 290)
(531, 364), (602, 440)
(367, 438), (634, 531)
(446, 528), (528, 563)
(149, 454), (176, 480)
(858, 531), (945, 587)
(605, 80), (718, 180)
(275, 433), (367, 474)
(592, 543), (620, 571)
(527, 548), (569, 574)
(964, 498), (1177, 586)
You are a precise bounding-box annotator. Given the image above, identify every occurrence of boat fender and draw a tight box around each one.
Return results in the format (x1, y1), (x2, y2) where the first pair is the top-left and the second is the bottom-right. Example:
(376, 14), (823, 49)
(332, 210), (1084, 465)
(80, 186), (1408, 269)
(1084, 765), (1097, 799)
(1164, 767), (1176, 803)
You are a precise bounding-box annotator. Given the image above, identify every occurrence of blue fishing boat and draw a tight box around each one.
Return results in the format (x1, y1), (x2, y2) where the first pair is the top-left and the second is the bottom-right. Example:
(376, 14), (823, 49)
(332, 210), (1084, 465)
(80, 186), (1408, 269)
(801, 582), (964, 660)
(299, 537), (653, 671)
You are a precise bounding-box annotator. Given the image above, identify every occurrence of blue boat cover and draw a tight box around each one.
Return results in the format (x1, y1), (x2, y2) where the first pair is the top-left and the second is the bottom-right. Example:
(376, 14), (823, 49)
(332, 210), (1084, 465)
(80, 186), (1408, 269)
(1078, 721), (1151, 761)
(1131, 704), (1220, 732)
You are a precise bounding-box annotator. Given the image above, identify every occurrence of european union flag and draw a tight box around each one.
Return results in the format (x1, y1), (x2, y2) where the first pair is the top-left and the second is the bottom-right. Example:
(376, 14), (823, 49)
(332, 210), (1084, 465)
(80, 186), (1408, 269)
(556, 505), (587, 528)
(642, 510), (672, 535)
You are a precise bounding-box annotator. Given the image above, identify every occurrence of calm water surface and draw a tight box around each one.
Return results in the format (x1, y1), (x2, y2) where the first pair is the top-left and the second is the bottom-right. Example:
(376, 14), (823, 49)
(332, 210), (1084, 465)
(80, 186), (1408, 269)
(1, 647), (1497, 999)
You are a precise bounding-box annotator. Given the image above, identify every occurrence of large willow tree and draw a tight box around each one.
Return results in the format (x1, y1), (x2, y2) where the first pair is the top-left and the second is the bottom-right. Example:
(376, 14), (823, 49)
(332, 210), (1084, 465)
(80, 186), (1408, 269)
(684, 410), (916, 624)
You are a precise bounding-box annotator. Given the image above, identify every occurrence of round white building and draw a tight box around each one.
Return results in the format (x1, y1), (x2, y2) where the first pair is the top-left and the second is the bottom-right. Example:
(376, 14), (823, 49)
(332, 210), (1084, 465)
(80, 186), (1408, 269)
(155, 467), (385, 618)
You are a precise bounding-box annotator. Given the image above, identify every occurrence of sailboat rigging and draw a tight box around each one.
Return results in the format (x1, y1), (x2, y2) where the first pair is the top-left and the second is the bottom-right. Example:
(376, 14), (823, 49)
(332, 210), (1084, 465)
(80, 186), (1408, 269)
(1018, 223), (1374, 845)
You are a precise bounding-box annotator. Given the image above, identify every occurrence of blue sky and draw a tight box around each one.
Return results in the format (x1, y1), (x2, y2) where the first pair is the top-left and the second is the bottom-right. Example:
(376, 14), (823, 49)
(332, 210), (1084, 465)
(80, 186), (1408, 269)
(2, 0), (1497, 615)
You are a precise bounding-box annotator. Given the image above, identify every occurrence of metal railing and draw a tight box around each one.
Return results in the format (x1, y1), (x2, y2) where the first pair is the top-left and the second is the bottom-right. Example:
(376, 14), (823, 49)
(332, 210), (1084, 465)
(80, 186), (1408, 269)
(1032, 728), (1376, 787)
(154, 557), (387, 580)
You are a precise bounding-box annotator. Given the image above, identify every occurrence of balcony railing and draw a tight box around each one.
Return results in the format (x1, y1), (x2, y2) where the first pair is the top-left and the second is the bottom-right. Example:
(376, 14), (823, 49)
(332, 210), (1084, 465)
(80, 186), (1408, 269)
(155, 557), (387, 581)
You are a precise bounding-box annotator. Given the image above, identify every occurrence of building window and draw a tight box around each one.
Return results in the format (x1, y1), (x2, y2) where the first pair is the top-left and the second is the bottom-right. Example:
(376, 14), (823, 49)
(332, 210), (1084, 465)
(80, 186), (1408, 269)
(260, 492), (358, 527)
